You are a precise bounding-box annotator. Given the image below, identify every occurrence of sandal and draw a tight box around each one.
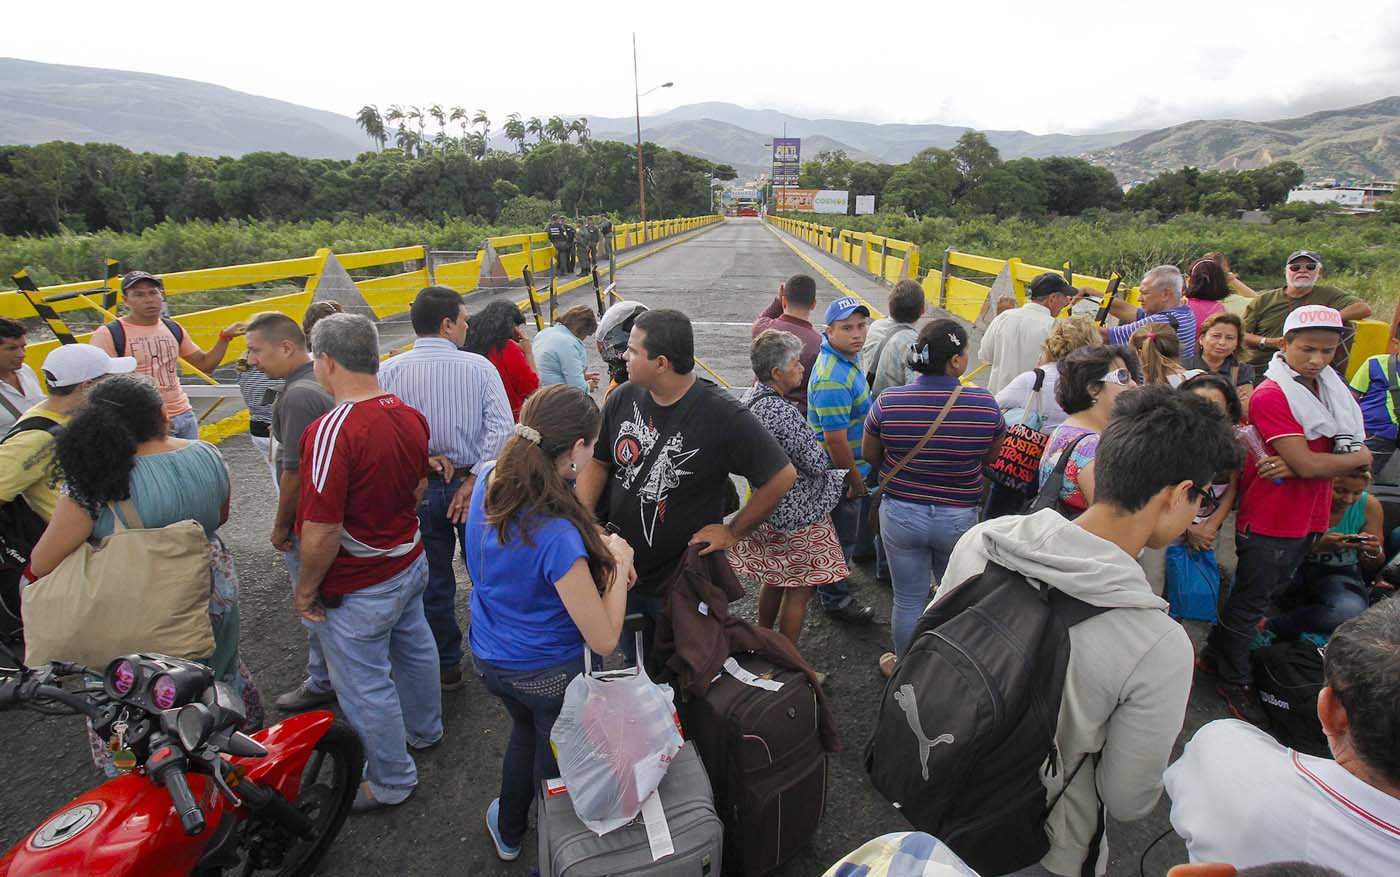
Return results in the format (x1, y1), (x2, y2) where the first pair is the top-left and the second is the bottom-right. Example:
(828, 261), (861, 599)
(878, 652), (897, 678)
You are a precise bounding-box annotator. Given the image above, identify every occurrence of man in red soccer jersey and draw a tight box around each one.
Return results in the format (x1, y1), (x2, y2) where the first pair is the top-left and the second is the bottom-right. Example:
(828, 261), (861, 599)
(295, 313), (443, 813)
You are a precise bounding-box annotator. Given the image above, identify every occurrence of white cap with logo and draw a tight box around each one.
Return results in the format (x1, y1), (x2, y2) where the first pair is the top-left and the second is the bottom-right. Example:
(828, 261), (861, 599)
(1282, 305), (1345, 336)
(41, 343), (137, 388)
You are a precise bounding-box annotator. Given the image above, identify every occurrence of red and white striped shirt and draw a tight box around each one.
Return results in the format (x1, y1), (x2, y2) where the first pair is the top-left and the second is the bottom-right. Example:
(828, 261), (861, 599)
(297, 394), (428, 595)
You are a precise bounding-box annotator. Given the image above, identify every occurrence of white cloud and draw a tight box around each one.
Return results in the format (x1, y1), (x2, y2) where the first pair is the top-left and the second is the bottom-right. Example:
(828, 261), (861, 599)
(7, 0), (1399, 134)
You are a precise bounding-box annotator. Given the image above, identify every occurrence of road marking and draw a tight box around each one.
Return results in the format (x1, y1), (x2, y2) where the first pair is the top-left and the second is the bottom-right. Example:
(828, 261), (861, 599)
(764, 223), (886, 320)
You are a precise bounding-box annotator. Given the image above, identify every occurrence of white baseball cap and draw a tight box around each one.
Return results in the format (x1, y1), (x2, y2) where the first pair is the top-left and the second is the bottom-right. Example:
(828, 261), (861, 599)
(42, 343), (137, 388)
(1282, 304), (1345, 336)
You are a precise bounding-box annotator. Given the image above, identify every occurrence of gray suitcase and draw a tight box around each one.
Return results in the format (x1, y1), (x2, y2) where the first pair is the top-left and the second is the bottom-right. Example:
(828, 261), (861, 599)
(537, 740), (724, 876)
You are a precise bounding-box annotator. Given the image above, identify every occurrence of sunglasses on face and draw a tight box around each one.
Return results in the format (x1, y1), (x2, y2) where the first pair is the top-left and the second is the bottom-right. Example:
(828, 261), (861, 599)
(1288, 262), (1318, 272)
(1189, 483), (1221, 516)
(1098, 367), (1136, 386)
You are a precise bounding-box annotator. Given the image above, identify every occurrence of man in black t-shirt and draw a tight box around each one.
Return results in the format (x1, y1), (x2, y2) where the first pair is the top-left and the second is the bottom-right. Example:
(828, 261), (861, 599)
(576, 310), (796, 621)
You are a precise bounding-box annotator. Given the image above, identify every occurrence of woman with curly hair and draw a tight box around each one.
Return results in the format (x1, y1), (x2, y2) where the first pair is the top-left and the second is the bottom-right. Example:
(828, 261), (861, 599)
(29, 373), (262, 767)
(466, 299), (540, 419)
(995, 314), (1102, 433)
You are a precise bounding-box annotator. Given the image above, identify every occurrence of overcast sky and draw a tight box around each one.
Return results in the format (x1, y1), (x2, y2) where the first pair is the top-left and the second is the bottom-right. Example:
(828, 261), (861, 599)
(10, 0), (1400, 134)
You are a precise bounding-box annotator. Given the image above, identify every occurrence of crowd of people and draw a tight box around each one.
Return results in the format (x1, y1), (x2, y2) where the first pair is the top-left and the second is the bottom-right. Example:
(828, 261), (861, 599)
(3, 250), (1399, 875)
(544, 214), (613, 277)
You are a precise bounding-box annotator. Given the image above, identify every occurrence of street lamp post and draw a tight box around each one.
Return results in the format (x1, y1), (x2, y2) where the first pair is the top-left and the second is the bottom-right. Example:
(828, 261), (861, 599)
(633, 32), (671, 244)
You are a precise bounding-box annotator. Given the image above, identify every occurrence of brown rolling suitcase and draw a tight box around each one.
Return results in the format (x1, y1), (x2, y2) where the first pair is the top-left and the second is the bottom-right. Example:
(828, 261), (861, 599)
(677, 652), (827, 876)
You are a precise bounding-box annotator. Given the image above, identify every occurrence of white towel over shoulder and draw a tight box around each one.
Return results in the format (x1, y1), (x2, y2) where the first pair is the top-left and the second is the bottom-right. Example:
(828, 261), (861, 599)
(1263, 352), (1365, 441)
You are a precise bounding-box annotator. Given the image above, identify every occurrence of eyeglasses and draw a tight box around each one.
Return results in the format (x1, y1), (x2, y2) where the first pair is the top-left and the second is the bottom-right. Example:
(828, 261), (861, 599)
(1189, 483), (1221, 516)
(1098, 367), (1136, 386)
(1288, 262), (1318, 272)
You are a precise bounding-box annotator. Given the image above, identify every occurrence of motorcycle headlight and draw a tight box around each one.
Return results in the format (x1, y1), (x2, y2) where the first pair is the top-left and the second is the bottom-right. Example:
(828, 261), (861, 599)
(106, 658), (137, 697)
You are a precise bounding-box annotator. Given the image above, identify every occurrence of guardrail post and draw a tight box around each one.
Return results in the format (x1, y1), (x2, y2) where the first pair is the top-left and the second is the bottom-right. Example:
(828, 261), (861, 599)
(1007, 257), (1025, 303)
(880, 238), (890, 284)
(423, 243), (436, 285)
(939, 247), (953, 309)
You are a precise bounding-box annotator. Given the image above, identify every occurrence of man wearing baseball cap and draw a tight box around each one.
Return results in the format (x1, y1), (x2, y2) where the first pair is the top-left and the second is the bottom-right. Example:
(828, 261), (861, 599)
(1240, 251), (1371, 370)
(807, 296), (877, 624)
(89, 271), (247, 439)
(0, 343), (135, 631)
(1202, 304), (1371, 724)
(978, 272), (1073, 394)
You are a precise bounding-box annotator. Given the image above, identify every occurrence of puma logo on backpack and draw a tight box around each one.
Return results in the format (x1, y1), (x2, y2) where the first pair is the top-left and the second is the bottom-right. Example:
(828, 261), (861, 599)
(865, 561), (1108, 876)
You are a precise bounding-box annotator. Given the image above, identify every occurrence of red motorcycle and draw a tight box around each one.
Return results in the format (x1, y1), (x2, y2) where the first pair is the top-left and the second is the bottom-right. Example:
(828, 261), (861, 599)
(0, 649), (362, 875)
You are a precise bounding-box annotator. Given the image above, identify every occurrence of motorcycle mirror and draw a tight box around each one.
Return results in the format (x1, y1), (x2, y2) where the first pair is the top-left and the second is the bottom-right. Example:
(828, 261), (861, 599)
(222, 731), (268, 759)
(175, 703), (215, 752)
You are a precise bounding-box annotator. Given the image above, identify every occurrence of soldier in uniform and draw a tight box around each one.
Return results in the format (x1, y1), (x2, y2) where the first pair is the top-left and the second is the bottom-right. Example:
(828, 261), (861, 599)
(545, 214), (573, 275)
(597, 214), (613, 261)
(573, 217), (593, 276)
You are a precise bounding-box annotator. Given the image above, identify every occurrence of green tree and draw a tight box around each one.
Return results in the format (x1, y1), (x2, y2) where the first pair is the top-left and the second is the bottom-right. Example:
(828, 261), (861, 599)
(881, 147), (960, 217)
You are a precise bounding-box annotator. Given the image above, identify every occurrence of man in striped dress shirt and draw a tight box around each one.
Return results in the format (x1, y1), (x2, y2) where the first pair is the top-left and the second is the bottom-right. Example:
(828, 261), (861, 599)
(380, 286), (514, 689)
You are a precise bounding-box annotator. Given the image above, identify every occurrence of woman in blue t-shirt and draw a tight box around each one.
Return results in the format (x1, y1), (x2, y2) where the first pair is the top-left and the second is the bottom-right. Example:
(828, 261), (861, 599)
(466, 383), (635, 862)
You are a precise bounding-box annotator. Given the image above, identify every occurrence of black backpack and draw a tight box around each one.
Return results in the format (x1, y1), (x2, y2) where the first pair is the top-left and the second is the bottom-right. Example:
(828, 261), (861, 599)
(106, 317), (185, 356)
(0, 416), (64, 642)
(1251, 639), (1329, 757)
(864, 562), (1108, 876)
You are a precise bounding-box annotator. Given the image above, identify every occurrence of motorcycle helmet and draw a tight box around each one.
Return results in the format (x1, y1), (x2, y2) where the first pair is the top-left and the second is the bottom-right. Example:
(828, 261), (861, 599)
(596, 300), (648, 366)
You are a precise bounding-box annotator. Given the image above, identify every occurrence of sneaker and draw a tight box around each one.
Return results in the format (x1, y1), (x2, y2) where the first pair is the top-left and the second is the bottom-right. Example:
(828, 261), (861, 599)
(485, 798), (522, 861)
(825, 601), (875, 625)
(441, 668), (467, 691)
(1216, 682), (1267, 726)
(273, 682), (336, 712)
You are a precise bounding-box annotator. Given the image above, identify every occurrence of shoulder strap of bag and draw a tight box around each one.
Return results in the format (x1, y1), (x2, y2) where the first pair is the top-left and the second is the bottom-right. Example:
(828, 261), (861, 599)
(1, 415), (63, 444)
(109, 499), (145, 532)
(876, 384), (963, 494)
(865, 324), (914, 386)
(161, 317), (185, 344)
(1163, 311), (1180, 331)
(1020, 367), (1047, 426)
(1030, 431), (1091, 510)
(0, 392), (22, 422)
(106, 319), (127, 356)
(1386, 355), (1400, 424)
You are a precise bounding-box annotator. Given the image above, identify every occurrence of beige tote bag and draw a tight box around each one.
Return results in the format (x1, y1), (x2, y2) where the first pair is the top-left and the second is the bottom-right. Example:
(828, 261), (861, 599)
(23, 500), (215, 669)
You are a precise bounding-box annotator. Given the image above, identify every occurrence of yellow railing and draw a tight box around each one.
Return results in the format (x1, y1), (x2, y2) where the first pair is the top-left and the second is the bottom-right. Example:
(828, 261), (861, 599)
(766, 221), (1389, 380)
(765, 215), (920, 284)
(3, 214), (725, 377)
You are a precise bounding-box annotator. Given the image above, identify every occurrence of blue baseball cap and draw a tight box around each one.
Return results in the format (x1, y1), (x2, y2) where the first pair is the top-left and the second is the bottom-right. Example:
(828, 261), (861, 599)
(824, 296), (870, 325)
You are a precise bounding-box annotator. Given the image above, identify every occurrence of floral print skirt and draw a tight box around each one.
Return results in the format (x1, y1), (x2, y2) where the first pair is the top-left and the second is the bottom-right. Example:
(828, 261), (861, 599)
(727, 516), (849, 589)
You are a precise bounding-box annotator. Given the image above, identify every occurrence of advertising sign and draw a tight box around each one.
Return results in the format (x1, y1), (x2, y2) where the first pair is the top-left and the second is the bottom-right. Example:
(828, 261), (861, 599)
(855, 194), (876, 215)
(812, 190), (849, 214)
(720, 189), (761, 206)
(771, 138), (801, 187)
(774, 188), (817, 211)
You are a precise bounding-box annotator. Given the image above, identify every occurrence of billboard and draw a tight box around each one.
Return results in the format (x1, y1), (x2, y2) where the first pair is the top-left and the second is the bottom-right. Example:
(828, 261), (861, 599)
(855, 195), (876, 214)
(720, 188), (760, 207)
(775, 189), (848, 213)
(771, 138), (801, 187)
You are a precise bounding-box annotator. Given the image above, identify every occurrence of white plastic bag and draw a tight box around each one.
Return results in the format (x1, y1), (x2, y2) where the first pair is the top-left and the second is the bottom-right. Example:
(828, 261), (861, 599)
(549, 636), (683, 835)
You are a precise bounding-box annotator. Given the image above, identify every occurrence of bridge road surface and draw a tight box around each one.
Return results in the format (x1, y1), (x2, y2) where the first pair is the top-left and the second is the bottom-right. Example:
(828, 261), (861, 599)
(0, 217), (1226, 875)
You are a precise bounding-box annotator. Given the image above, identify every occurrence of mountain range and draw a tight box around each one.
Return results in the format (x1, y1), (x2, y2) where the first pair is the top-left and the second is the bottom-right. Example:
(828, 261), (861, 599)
(3, 57), (1397, 184)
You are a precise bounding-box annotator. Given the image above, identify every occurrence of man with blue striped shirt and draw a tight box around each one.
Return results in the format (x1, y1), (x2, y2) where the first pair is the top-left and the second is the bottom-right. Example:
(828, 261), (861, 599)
(1095, 264), (1198, 359)
(807, 296), (876, 624)
(380, 286), (514, 689)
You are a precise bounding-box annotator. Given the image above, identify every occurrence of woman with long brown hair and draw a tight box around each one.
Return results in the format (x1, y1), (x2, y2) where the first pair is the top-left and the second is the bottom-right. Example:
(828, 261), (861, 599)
(1131, 324), (1195, 386)
(464, 383), (636, 862)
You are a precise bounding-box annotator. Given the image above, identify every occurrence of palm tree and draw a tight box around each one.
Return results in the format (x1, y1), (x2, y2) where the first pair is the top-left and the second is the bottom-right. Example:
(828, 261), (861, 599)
(428, 104), (447, 137)
(526, 116), (544, 146)
(545, 115), (569, 143)
(504, 114), (527, 153)
(395, 127), (421, 157)
(355, 105), (386, 150)
(568, 117), (590, 143)
(407, 106), (426, 141)
(465, 132), (487, 159)
(385, 104), (407, 145)
(472, 109), (490, 142)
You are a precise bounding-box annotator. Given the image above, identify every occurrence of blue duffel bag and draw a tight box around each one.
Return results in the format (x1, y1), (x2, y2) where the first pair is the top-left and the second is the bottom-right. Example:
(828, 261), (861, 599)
(1165, 543), (1220, 622)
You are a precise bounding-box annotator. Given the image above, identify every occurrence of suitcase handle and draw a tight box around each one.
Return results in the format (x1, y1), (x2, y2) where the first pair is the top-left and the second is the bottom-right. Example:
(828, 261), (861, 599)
(584, 613), (646, 679)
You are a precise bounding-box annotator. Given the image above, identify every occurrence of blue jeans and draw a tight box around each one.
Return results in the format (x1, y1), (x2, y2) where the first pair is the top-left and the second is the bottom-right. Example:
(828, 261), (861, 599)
(1269, 563), (1370, 639)
(418, 477), (467, 673)
(169, 409), (199, 440)
(311, 554), (442, 804)
(879, 497), (979, 656)
(283, 537), (331, 694)
(818, 494), (864, 611)
(474, 655), (583, 847)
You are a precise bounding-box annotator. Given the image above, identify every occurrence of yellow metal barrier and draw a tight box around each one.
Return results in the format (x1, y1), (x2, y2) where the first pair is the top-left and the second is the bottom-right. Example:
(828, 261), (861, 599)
(763, 215), (921, 287)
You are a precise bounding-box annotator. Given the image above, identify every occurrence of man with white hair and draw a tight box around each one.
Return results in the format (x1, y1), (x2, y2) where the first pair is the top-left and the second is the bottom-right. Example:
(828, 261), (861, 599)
(1092, 264), (1199, 359)
(1241, 250), (1372, 370)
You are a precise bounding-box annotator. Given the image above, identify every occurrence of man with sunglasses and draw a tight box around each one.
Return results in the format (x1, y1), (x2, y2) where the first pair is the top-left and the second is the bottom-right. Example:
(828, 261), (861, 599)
(1240, 251), (1371, 370)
